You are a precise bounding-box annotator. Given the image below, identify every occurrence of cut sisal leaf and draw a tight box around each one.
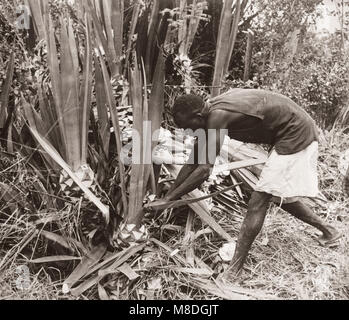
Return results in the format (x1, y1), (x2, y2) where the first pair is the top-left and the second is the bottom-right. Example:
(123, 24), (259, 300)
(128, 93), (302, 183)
(214, 158), (266, 175)
(62, 243), (107, 294)
(98, 283), (110, 300)
(174, 267), (213, 277)
(30, 256), (82, 264)
(165, 165), (233, 242)
(70, 244), (145, 296)
(117, 263), (140, 281)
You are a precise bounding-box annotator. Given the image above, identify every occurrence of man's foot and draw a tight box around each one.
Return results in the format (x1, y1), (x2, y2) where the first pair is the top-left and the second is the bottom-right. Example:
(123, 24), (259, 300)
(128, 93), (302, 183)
(216, 261), (242, 282)
(216, 268), (242, 285)
(317, 226), (342, 247)
(226, 264), (243, 282)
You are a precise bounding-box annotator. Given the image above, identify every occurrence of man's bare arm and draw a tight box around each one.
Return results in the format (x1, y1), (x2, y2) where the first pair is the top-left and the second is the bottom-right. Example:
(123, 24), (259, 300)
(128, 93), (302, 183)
(165, 111), (229, 201)
(165, 139), (202, 196)
(165, 163), (213, 201)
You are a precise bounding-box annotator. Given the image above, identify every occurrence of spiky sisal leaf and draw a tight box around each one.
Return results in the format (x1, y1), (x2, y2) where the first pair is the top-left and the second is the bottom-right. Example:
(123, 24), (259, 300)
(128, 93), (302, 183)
(85, 0), (124, 77)
(96, 48), (128, 214)
(0, 52), (15, 128)
(143, 52), (165, 193)
(27, 0), (47, 41)
(45, 13), (66, 157)
(80, 14), (93, 165)
(177, 0), (205, 57)
(94, 54), (110, 157)
(211, 0), (244, 97)
(124, 1), (141, 75)
(111, 0), (124, 76)
(123, 0), (169, 223)
(23, 9), (93, 173)
(126, 51), (166, 226)
(223, 0), (242, 76)
(145, 0), (160, 80)
(211, 0), (234, 98)
(144, 0), (171, 82)
(127, 57), (145, 224)
(59, 17), (81, 171)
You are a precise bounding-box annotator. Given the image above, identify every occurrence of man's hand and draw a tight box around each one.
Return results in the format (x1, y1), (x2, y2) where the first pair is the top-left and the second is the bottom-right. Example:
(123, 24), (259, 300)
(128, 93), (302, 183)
(147, 183), (240, 212)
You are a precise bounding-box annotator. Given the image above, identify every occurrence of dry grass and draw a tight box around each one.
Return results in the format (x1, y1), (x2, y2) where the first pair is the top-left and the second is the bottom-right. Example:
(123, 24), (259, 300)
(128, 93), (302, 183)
(1, 129), (349, 300)
(242, 205), (349, 300)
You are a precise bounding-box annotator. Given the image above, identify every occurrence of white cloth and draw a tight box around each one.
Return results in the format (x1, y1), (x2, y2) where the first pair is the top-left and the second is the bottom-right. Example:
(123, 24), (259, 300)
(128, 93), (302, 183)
(255, 141), (319, 201)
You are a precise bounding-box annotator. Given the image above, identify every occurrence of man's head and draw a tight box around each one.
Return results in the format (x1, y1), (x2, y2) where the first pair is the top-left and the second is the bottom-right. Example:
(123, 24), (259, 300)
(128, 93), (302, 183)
(172, 94), (208, 131)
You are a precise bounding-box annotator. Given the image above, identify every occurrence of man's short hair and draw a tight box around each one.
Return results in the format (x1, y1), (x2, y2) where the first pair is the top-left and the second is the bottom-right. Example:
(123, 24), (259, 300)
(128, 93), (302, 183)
(172, 94), (204, 117)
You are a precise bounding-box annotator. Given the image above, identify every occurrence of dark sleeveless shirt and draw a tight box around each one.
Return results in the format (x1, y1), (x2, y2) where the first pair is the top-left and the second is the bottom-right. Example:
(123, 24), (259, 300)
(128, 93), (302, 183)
(207, 89), (319, 155)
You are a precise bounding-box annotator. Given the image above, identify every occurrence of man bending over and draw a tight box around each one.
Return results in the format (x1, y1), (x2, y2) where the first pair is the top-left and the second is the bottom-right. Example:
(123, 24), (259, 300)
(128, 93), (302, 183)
(154, 88), (341, 275)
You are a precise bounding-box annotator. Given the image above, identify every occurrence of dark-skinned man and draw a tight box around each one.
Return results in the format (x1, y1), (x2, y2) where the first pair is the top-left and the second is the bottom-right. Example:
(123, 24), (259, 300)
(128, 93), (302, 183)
(152, 88), (341, 276)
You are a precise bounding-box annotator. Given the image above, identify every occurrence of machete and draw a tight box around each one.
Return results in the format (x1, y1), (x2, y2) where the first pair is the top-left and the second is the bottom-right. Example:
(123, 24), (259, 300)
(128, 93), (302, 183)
(144, 183), (241, 211)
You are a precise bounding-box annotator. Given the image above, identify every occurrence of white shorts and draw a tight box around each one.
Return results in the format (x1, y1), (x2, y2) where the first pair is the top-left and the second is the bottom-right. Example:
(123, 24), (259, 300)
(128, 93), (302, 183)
(255, 141), (319, 202)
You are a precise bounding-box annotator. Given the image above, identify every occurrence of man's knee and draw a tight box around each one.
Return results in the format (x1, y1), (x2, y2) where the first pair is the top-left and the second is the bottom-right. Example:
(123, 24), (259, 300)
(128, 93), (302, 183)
(243, 192), (271, 232)
(248, 191), (272, 212)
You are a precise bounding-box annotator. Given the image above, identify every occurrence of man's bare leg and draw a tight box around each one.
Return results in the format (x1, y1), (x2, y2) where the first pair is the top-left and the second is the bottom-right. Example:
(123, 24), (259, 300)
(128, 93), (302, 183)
(229, 191), (272, 275)
(281, 201), (341, 245)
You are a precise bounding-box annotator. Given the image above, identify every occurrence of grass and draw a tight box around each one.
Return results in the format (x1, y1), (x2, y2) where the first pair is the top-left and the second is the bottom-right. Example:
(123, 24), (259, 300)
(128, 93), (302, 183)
(0, 129), (349, 300)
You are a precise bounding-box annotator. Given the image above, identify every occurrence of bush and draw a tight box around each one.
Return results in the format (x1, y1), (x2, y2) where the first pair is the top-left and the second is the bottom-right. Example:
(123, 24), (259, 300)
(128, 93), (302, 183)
(255, 32), (349, 129)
